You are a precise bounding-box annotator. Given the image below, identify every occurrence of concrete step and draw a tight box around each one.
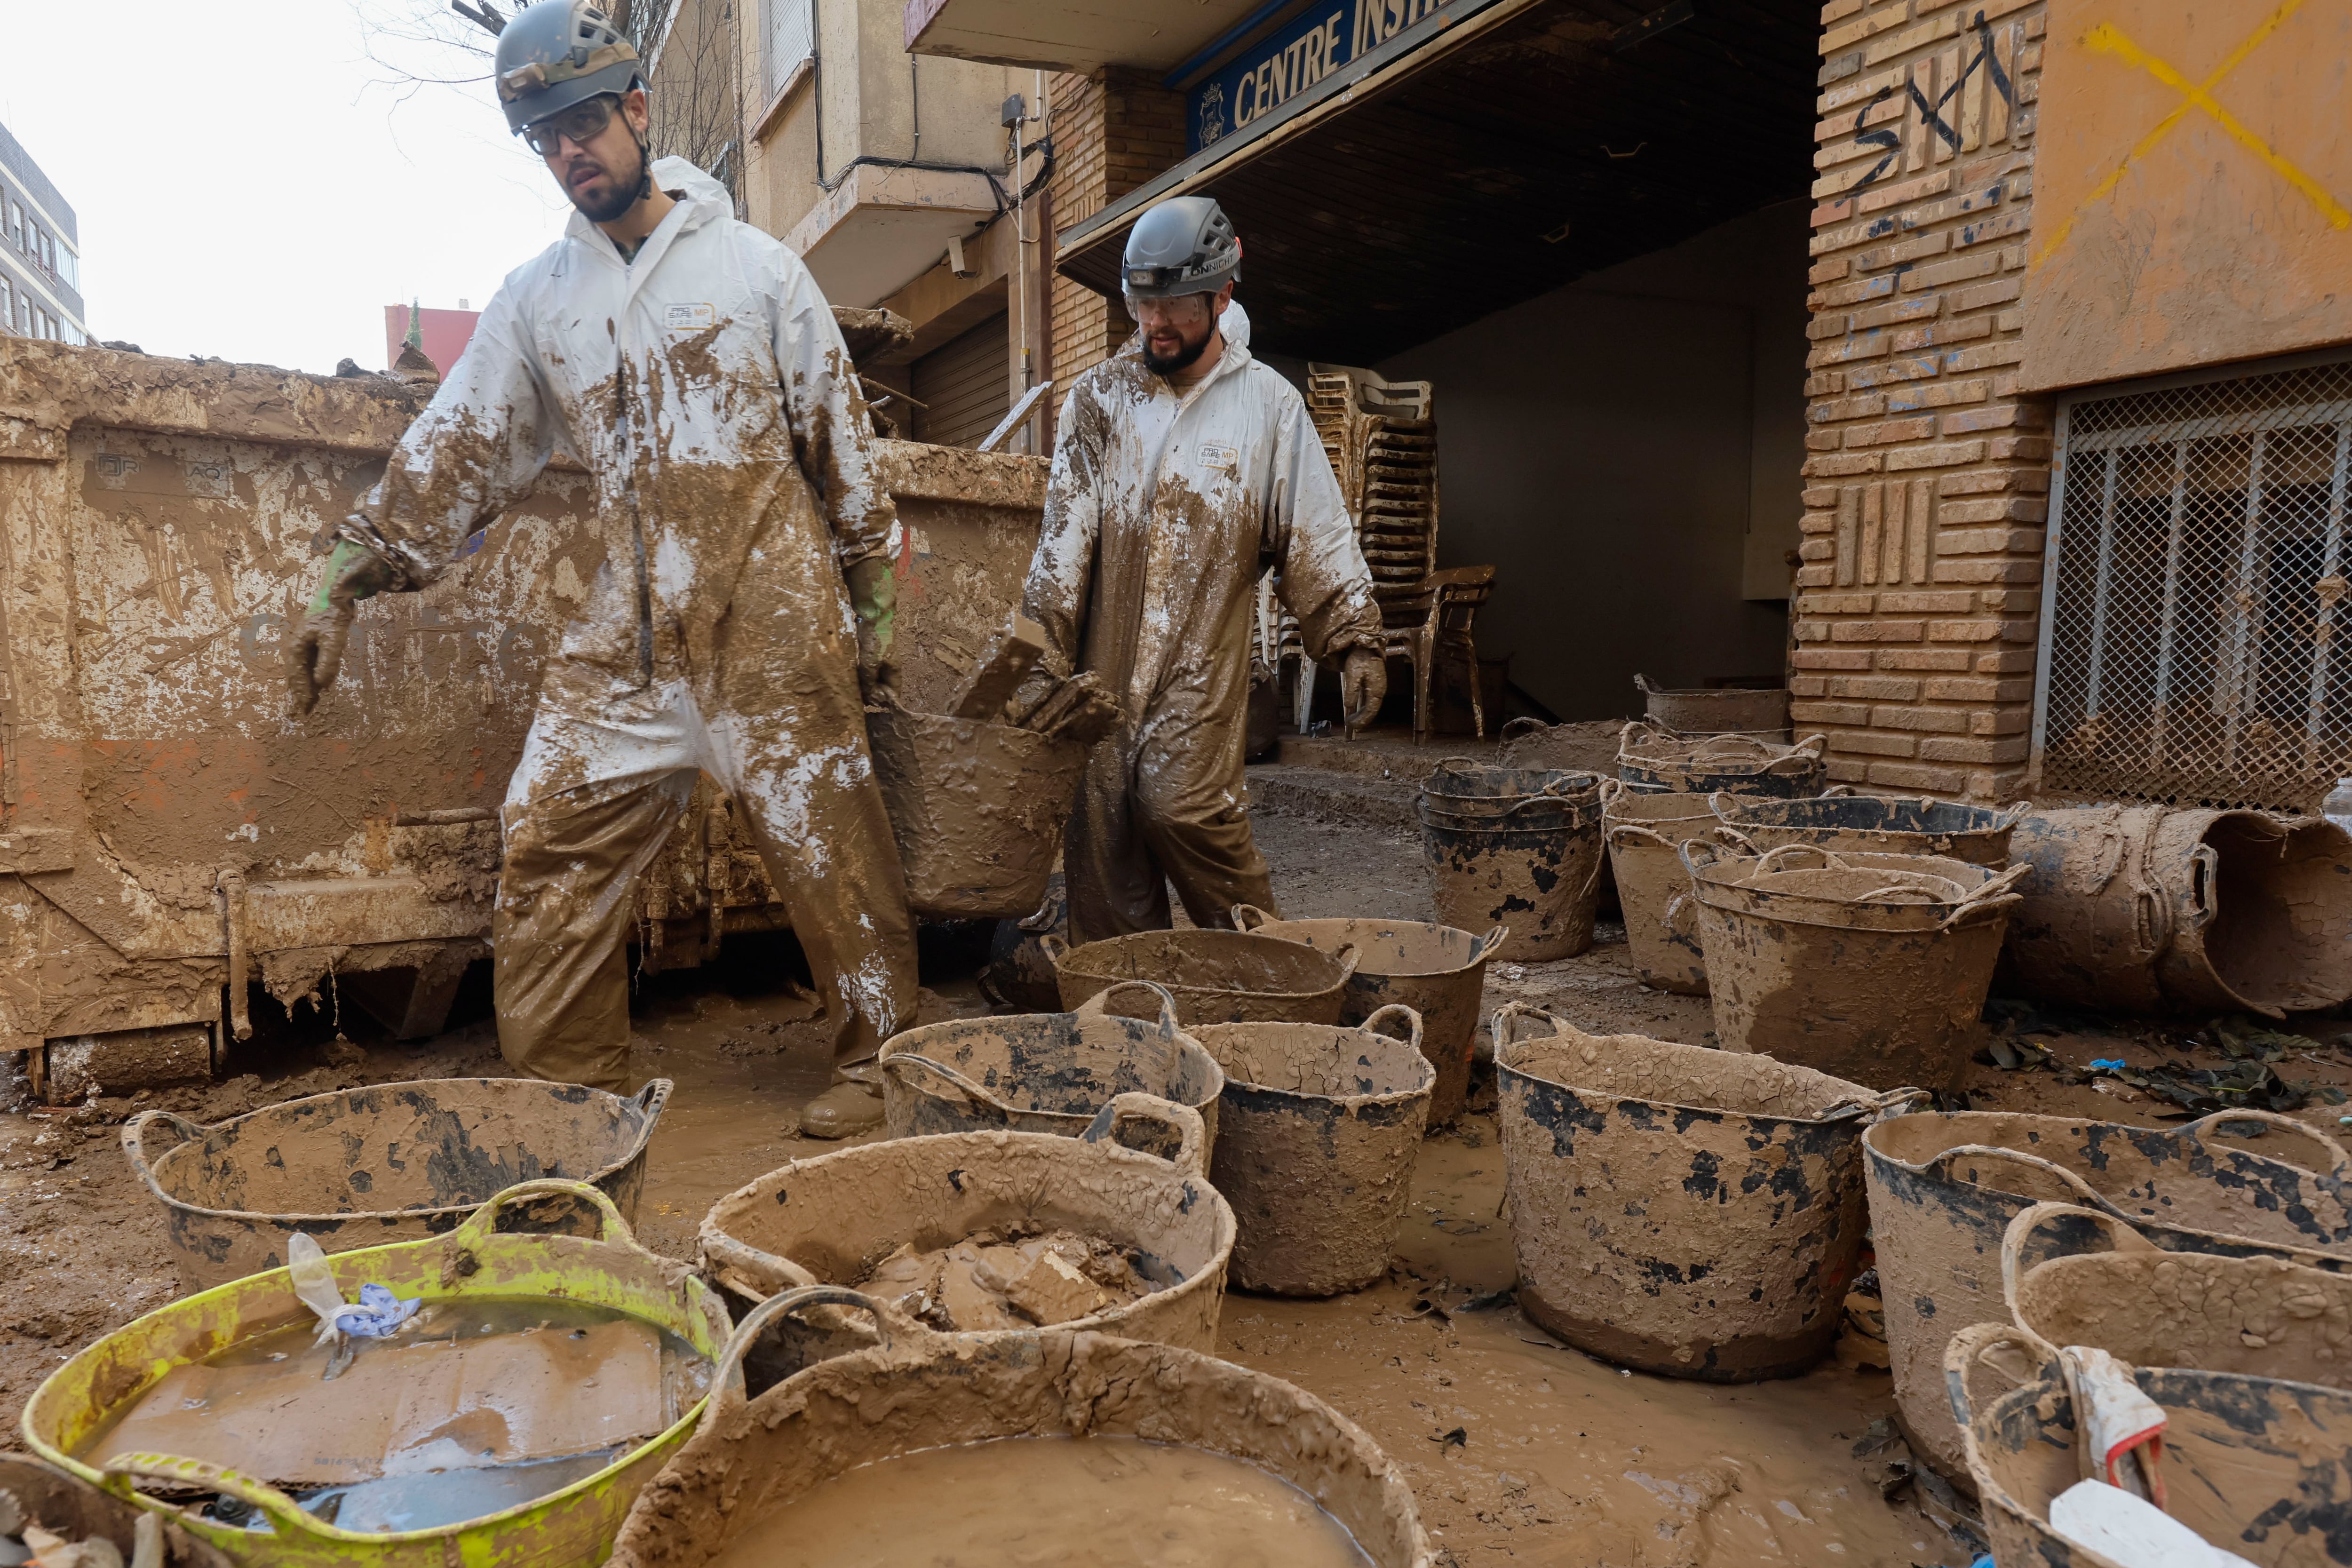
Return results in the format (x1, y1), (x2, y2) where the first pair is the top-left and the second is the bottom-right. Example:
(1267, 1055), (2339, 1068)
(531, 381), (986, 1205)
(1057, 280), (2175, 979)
(1246, 763), (1421, 833)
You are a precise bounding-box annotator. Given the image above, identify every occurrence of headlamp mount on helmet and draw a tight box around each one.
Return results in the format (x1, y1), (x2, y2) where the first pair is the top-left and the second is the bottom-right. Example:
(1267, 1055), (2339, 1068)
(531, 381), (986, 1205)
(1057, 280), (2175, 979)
(493, 0), (645, 137)
(1120, 196), (1241, 302)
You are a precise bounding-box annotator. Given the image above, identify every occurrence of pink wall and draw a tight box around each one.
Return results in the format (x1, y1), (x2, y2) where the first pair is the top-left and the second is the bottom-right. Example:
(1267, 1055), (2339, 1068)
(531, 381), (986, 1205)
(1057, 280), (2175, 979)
(382, 305), (482, 379)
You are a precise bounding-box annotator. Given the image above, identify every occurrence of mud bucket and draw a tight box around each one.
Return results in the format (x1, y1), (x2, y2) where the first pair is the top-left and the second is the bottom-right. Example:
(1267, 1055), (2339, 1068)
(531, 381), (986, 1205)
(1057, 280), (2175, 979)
(0, 1455), (235, 1568)
(866, 704), (1090, 920)
(24, 1180), (732, 1568)
(1189, 1006), (1435, 1297)
(1864, 1108), (2352, 1485)
(2005, 804), (2352, 1018)
(1617, 721), (1828, 798)
(1634, 674), (1790, 740)
(1947, 1321), (2352, 1567)
(1418, 771), (1604, 963)
(1494, 1005), (1913, 1381)
(1420, 758), (1597, 827)
(699, 1094), (1234, 1350)
(1709, 791), (2022, 869)
(878, 981), (1224, 1143)
(1046, 929), (1359, 1026)
(2001, 1200), (2352, 1382)
(1228, 905), (1501, 1124)
(1675, 842), (2027, 1092)
(1602, 787), (1716, 995)
(607, 1289), (1435, 1568)
(123, 1077), (671, 1290)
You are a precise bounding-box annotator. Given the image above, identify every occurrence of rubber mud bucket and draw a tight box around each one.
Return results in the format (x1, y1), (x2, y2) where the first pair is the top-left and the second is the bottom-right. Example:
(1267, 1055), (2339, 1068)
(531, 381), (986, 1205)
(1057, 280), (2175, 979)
(1947, 1321), (2352, 1567)
(1864, 1108), (2352, 1485)
(1229, 905), (1502, 1125)
(1709, 791), (2022, 869)
(2001, 1200), (2352, 1381)
(1190, 1006), (1435, 1297)
(24, 1180), (732, 1568)
(1635, 674), (1790, 740)
(1675, 842), (2027, 1092)
(1494, 1005), (1914, 1381)
(1418, 775), (1604, 963)
(1420, 758), (1597, 827)
(699, 1094), (1233, 1351)
(2005, 804), (2352, 1019)
(1046, 929), (1360, 1026)
(0, 1454), (235, 1568)
(878, 981), (1224, 1143)
(607, 1289), (1435, 1568)
(1616, 721), (1828, 798)
(123, 1077), (671, 1290)
(866, 703), (1090, 920)
(1602, 787), (1716, 995)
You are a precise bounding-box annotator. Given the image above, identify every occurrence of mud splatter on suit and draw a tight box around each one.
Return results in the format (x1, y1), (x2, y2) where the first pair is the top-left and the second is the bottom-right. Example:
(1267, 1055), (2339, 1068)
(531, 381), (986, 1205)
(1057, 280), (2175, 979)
(341, 158), (916, 1090)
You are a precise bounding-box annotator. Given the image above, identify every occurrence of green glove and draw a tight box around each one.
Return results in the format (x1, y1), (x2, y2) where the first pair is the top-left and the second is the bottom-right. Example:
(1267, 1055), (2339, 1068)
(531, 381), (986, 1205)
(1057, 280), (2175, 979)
(845, 554), (899, 702)
(287, 539), (400, 715)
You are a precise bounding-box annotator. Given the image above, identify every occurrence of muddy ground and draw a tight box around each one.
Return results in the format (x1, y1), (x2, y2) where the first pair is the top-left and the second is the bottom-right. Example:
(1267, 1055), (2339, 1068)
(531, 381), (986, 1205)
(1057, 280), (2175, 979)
(5, 795), (2350, 1565)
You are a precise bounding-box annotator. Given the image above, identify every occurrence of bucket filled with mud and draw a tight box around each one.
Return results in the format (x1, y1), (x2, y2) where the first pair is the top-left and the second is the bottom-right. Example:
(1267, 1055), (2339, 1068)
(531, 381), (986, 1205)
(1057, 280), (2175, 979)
(699, 1094), (1234, 1349)
(1864, 1108), (2352, 1484)
(1228, 906), (1501, 1124)
(1616, 721), (1828, 798)
(878, 981), (1224, 1142)
(2001, 1200), (2352, 1380)
(1047, 930), (1360, 1026)
(1634, 674), (1790, 740)
(1676, 842), (2027, 1092)
(1494, 1006), (1909, 1381)
(1947, 1320), (2352, 1567)
(2005, 803), (2352, 1018)
(25, 1180), (731, 1568)
(607, 1287), (1434, 1568)
(1190, 1007), (1435, 1297)
(1, 1454), (235, 1568)
(866, 704), (1091, 920)
(1708, 791), (2022, 868)
(123, 1078), (671, 1289)
(1601, 788), (1716, 995)
(1418, 766), (1604, 962)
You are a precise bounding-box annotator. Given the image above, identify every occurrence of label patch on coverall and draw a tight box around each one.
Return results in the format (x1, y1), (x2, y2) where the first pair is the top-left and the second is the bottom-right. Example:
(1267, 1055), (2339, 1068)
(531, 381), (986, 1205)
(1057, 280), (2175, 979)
(666, 303), (717, 332)
(1199, 441), (1239, 471)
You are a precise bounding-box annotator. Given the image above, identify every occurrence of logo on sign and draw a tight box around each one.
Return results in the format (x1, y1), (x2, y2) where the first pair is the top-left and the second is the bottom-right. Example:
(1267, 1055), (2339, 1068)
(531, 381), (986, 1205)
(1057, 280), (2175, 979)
(1187, 0), (1460, 152)
(1200, 81), (1228, 146)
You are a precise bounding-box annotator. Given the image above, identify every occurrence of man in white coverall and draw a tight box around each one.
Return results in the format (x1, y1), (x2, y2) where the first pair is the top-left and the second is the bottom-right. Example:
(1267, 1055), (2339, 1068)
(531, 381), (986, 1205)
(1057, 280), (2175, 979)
(286, 0), (913, 1137)
(1021, 197), (1387, 941)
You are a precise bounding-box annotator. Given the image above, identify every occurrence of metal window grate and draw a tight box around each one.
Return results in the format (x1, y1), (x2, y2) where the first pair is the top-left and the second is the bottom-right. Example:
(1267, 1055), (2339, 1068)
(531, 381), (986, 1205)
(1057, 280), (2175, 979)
(2036, 357), (2352, 812)
(761, 0), (813, 106)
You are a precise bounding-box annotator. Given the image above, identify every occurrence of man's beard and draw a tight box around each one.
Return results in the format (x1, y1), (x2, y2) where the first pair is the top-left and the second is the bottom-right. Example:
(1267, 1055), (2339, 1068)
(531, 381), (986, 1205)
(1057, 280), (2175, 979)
(1141, 325), (1211, 375)
(570, 135), (650, 224)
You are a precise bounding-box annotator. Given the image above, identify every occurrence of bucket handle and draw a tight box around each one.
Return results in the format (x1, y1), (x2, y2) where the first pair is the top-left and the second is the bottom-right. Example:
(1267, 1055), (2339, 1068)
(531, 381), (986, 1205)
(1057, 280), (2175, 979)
(101, 1454), (317, 1539)
(1918, 1143), (2112, 1211)
(450, 1177), (636, 1250)
(1662, 892), (1700, 943)
(120, 1108), (210, 1198)
(1073, 979), (1185, 1038)
(1328, 941), (1362, 982)
(1359, 1003), (1426, 1059)
(1704, 788), (1748, 824)
(1606, 823), (1676, 850)
(1229, 903), (1276, 933)
(2185, 842), (2221, 935)
(1816, 1086), (1931, 1124)
(1039, 932), (1071, 963)
(1676, 838), (1726, 877)
(634, 1077), (675, 1120)
(707, 1285), (899, 1424)
(1942, 1321), (2055, 1435)
(1498, 716), (1549, 742)
(1083, 1092), (1208, 1178)
(1999, 1200), (2160, 1359)
(1487, 1000), (1560, 1061)
(1708, 825), (1762, 854)
(2183, 1108), (2352, 1178)
(1752, 843), (1848, 874)
(880, 1053), (1016, 1125)
(1469, 923), (1510, 962)
(1935, 864), (2034, 931)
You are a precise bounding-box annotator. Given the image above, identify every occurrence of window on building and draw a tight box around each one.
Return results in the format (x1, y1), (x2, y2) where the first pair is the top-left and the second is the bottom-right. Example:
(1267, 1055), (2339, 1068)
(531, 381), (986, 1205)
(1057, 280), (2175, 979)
(56, 247), (78, 290)
(760, 0), (813, 105)
(5, 201), (20, 250)
(41, 232), (55, 271)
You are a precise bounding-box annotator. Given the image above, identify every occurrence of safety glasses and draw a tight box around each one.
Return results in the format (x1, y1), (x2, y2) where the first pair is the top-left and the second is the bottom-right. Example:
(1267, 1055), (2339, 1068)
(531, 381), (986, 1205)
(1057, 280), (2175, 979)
(523, 95), (620, 157)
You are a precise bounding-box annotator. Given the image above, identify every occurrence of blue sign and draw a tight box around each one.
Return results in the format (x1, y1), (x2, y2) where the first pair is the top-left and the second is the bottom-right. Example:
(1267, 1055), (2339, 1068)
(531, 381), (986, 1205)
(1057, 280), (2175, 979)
(1188, 0), (1458, 153)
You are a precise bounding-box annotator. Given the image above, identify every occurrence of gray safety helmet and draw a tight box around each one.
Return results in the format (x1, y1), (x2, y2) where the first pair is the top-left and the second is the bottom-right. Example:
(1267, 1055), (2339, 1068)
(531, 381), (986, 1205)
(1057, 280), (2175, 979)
(493, 0), (644, 135)
(1122, 196), (1241, 300)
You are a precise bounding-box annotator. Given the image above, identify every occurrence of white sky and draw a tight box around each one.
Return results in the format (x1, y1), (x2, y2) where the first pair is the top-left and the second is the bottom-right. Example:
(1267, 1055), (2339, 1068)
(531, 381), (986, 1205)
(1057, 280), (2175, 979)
(4, 2), (577, 374)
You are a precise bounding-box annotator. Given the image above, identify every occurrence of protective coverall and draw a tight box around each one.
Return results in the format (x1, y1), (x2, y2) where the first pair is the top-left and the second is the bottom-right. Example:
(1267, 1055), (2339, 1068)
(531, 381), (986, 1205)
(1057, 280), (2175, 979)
(1022, 303), (1382, 942)
(339, 158), (917, 1091)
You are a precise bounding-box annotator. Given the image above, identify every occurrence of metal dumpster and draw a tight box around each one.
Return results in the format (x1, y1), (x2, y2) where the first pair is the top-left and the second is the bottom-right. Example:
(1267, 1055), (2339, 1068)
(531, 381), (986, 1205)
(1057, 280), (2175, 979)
(0, 339), (1045, 1098)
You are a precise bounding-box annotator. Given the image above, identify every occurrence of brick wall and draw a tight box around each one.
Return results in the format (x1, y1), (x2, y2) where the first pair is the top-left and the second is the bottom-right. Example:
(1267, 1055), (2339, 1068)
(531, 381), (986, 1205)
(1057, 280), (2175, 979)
(1797, 0), (2052, 801)
(1046, 69), (1189, 422)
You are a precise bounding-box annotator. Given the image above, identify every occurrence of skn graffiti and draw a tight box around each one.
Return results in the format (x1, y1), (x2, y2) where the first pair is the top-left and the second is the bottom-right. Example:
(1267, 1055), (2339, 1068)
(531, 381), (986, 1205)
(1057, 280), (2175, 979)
(1848, 10), (2017, 194)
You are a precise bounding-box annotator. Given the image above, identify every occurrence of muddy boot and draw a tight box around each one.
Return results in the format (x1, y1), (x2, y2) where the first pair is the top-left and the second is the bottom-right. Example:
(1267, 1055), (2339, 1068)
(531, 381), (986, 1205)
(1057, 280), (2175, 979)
(798, 1059), (885, 1139)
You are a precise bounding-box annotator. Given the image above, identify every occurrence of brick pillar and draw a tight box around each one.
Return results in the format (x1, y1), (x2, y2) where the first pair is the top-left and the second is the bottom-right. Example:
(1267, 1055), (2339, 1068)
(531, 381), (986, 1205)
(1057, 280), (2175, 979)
(1796, 0), (2052, 802)
(1047, 68), (1189, 424)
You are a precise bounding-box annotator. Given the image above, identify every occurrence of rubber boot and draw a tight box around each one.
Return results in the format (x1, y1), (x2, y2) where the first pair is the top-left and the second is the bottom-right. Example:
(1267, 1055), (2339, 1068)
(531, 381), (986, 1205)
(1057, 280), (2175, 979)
(798, 1058), (885, 1139)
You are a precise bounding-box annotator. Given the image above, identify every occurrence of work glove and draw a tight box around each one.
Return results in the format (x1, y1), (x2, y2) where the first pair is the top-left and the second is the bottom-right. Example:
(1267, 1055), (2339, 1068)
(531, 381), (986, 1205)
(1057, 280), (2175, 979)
(1342, 646), (1388, 737)
(845, 554), (900, 704)
(286, 539), (400, 715)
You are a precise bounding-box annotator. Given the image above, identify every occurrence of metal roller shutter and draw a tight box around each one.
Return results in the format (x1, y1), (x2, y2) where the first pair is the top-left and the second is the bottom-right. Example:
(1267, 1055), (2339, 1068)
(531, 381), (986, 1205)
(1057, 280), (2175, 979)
(912, 311), (1011, 450)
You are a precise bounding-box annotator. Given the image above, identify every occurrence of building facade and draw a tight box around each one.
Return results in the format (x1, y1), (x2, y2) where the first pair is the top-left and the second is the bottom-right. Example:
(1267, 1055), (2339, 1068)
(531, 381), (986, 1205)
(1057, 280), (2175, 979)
(0, 120), (86, 346)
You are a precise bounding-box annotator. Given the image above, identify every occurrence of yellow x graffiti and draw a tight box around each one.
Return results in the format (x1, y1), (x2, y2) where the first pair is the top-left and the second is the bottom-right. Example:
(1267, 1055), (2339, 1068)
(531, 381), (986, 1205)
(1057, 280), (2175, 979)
(2033, 0), (2350, 270)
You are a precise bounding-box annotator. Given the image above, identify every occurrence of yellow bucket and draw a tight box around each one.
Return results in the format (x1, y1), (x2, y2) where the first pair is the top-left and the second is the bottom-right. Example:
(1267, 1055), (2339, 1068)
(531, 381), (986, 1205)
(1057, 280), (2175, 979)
(20, 1179), (731, 1568)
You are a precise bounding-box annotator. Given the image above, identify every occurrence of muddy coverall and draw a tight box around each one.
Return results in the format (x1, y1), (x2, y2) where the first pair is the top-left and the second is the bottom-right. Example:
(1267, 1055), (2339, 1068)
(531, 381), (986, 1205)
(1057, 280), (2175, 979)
(341, 158), (917, 1091)
(1022, 303), (1383, 942)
